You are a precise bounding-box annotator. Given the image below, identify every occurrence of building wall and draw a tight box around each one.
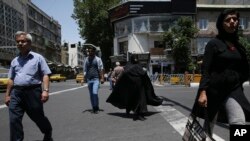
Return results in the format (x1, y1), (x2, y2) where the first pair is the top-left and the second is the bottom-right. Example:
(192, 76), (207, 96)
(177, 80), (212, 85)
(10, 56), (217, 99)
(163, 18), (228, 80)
(27, 2), (62, 63)
(68, 44), (84, 68)
(0, 0), (28, 67)
(196, 7), (250, 55)
(0, 0), (62, 68)
(111, 0), (250, 74)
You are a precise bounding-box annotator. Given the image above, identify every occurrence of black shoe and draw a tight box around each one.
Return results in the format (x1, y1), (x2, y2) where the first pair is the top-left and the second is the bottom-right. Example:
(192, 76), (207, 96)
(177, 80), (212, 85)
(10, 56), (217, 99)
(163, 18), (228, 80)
(133, 114), (146, 121)
(92, 107), (99, 114)
(43, 133), (53, 141)
(93, 110), (99, 114)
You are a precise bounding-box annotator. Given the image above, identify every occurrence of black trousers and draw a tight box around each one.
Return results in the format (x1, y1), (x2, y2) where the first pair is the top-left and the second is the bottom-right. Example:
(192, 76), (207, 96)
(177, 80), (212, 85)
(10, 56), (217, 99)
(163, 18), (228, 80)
(9, 85), (52, 141)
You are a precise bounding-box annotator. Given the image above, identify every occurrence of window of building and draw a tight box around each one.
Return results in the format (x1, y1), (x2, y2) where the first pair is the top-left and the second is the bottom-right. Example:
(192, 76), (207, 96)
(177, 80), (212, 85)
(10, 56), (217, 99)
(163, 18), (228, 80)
(154, 41), (164, 48)
(134, 17), (148, 33)
(198, 19), (208, 30)
(239, 17), (247, 30)
(196, 38), (211, 55)
(118, 41), (128, 54)
(149, 16), (169, 32)
(115, 19), (131, 37)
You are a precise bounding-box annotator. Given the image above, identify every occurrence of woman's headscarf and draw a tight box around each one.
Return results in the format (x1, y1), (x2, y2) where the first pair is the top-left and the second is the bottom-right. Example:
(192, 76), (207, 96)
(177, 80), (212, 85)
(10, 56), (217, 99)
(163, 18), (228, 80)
(216, 9), (240, 42)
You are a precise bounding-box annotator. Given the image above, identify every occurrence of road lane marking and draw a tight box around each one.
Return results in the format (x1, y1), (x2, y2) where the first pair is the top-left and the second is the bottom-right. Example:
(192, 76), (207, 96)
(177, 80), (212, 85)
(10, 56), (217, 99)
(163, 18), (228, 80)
(154, 105), (225, 141)
(0, 104), (6, 109)
(0, 85), (87, 109)
(49, 85), (87, 96)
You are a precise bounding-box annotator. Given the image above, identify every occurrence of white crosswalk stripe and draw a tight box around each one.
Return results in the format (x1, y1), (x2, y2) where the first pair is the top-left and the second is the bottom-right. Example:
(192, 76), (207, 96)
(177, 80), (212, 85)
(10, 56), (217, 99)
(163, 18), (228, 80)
(154, 105), (225, 141)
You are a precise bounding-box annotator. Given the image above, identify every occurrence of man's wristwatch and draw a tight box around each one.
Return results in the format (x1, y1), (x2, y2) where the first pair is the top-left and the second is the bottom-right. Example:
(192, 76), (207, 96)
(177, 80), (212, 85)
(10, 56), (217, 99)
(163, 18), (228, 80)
(43, 88), (49, 92)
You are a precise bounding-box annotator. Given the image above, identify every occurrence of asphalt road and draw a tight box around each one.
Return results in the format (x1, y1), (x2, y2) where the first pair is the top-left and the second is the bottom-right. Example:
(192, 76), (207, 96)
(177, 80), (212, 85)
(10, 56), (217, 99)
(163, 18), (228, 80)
(0, 80), (249, 141)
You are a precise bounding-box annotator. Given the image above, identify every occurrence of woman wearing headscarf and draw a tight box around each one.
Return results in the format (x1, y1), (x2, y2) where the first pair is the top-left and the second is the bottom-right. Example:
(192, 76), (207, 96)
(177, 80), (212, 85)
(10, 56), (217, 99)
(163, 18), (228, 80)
(106, 54), (163, 121)
(192, 9), (250, 136)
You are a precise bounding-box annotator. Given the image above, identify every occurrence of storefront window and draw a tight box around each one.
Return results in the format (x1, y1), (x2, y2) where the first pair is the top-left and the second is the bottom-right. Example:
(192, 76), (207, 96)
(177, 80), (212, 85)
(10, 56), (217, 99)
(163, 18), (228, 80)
(115, 19), (131, 37)
(134, 17), (148, 33)
(114, 16), (180, 37)
(149, 16), (172, 32)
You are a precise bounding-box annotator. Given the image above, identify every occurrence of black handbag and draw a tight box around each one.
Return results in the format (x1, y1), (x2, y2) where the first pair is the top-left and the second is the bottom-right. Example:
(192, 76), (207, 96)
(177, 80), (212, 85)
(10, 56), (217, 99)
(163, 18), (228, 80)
(182, 108), (215, 141)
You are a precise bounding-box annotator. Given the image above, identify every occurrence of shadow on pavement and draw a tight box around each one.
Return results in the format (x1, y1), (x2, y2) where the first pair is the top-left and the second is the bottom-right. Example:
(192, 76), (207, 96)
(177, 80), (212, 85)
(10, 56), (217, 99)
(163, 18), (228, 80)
(107, 111), (160, 120)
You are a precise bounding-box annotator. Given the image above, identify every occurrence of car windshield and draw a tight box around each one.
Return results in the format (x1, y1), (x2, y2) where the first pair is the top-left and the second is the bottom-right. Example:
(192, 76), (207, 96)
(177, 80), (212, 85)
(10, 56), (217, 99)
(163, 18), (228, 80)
(0, 73), (8, 78)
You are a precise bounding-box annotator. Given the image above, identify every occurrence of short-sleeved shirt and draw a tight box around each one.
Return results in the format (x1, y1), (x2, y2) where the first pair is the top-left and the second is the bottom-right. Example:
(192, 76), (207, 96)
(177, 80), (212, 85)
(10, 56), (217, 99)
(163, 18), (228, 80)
(83, 56), (103, 80)
(8, 51), (51, 86)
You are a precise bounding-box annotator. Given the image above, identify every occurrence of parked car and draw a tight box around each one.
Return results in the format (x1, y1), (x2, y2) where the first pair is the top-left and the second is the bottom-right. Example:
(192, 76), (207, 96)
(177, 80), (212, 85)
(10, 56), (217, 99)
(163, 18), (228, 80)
(76, 73), (84, 83)
(50, 74), (66, 82)
(0, 73), (8, 92)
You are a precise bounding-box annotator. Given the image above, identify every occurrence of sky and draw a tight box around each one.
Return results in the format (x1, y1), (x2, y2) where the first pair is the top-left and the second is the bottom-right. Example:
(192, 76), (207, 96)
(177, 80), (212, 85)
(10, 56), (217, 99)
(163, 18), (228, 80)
(31, 0), (84, 44)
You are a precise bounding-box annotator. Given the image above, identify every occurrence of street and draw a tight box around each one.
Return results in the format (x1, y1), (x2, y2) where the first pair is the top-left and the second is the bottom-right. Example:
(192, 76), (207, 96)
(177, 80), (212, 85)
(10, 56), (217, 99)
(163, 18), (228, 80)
(0, 80), (250, 141)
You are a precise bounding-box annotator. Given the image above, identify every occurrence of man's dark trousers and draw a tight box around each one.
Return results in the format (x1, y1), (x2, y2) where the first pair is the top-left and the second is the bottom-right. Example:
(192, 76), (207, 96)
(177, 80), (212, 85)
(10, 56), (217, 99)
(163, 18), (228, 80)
(8, 86), (52, 141)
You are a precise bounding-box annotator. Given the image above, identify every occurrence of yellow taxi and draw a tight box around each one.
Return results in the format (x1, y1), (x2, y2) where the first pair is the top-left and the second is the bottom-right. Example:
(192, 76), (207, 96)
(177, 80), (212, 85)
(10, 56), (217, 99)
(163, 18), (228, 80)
(75, 73), (84, 83)
(0, 73), (9, 92)
(49, 74), (66, 82)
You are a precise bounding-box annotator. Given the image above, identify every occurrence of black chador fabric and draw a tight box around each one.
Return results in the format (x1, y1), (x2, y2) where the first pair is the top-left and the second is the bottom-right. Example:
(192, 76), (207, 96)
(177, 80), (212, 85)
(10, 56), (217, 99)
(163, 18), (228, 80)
(106, 63), (163, 113)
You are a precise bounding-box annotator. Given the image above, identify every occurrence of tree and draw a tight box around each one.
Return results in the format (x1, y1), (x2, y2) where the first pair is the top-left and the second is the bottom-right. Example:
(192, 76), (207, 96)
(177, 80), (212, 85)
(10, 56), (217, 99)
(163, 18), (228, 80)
(239, 37), (250, 60)
(72, 0), (120, 70)
(238, 28), (250, 62)
(162, 16), (199, 73)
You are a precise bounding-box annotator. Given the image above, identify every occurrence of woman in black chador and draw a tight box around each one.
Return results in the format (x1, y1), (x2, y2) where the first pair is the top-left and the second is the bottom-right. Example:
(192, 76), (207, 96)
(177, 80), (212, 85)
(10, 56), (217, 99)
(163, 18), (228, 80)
(106, 55), (163, 121)
(192, 9), (250, 136)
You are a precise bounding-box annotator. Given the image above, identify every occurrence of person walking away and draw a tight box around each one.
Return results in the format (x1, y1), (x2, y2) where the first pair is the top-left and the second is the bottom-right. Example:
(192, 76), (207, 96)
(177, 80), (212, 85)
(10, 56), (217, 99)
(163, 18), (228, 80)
(107, 55), (163, 121)
(191, 9), (250, 137)
(111, 62), (124, 86)
(4, 31), (53, 141)
(83, 46), (104, 114)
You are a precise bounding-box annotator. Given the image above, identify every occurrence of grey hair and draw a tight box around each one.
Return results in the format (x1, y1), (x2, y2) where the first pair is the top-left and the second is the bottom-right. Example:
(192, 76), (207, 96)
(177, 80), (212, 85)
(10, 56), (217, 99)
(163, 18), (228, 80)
(15, 31), (32, 42)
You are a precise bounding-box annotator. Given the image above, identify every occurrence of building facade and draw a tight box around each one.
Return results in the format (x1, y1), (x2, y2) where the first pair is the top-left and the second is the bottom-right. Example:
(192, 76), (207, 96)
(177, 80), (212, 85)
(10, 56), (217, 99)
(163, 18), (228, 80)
(110, 0), (250, 75)
(109, 0), (196, 75)
(196, 0), (250, 56)
(0, 0), (61, 68)
(68, 43), (84, 68)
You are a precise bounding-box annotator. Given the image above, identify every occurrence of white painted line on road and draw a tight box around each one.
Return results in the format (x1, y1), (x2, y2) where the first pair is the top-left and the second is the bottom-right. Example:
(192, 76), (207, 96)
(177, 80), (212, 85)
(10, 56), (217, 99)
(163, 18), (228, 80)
(0, 85), (87, 110)
(0, 104), (6, 109)
(154, 105), (225, 141)
(49, 85), (87, 96)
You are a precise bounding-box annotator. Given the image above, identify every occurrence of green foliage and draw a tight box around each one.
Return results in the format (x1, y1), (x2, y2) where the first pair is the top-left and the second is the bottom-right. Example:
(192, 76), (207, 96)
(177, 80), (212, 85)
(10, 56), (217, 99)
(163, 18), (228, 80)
(72, 0), (120, 69)
(162, 16), (199, 73)
(239, 37), (250, 61)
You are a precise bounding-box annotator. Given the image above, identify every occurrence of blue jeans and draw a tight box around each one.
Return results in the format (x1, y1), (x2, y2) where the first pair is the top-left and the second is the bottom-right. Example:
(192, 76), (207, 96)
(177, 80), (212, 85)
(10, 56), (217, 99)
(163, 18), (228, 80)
(9, 86), (52, 141)
(87, 78), (100, 110)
